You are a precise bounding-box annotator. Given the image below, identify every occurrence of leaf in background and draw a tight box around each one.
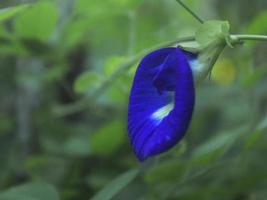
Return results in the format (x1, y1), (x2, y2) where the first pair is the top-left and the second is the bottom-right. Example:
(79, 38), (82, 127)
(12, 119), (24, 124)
(256, 116), (267, 131)
(91, 120), (125, 156)
(0, 114), (14, 135)
(245, 116), (267, 149)
(62, 134), (91, 157)
(23, 155), (68, 184)
(0, 25), (9, 38)
(242, 67), (267, 88)
(14, 2), (58, 41)
(75, 0), (139, 16)
(195, 20), (230, 48)
(61, 18), (90, 49)
(247, 11), (267, 34)
(74, 71), (103, 95)
(104, 56), (125, 76)
(91, 168), (139, 200)
(0, 4), (28, 22)
(103, 85), (128, 106)
(191, 126), (246, 165)
(0, 5), (28, 51)
(211, 59), (236, 86)
(102, 56), (132, 104)
(86, 171), (116, 190)
(0, 182), (60, 200)
(144, 160), (186, 184)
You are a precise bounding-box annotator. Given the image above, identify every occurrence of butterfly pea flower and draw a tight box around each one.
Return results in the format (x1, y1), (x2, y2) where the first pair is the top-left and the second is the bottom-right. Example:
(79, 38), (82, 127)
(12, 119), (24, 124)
(128, 47), (202, 161)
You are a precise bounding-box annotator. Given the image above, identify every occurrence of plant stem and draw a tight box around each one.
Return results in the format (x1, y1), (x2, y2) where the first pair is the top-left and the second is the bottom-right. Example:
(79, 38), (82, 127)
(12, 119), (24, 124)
(54, 36), (195, 117)
(55, 33), (267, 117)
(175, 0), (204, 24)
(231, 34), (267, 42)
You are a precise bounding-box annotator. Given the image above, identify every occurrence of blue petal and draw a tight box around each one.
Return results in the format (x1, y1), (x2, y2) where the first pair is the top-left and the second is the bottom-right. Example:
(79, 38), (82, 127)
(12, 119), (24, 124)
(128, 47), (196, 161)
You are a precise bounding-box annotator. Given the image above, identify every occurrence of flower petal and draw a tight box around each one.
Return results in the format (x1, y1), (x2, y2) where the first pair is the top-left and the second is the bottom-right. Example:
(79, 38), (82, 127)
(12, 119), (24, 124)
(128, 47), (196, 161)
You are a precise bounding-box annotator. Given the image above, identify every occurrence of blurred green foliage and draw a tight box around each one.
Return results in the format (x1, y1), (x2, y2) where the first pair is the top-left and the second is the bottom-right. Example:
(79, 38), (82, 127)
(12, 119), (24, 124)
(0, 0), (266, 200)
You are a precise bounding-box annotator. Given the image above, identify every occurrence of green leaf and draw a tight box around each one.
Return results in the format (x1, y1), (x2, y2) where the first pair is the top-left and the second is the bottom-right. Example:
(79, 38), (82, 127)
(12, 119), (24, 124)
(0, 4), (28, 22)
(91, 120), (125, 156)
(257, 116), (267, 131)
(61, 18), (90, 49)
(91, 168), (139, 200)
(195, 20), (230, 48)
(86, 172), (115, 190)
(62, 134), (91, 157)
(245, 116), (267, 149)
(104, 56), (125, 76)
(191, 126), (246, 165)
(74, 71), (103, 94)
(0, 182), (60, 200)
(75, 0), (139, 16)
(144, 160), (186, 184)
(0, 114), (14, 135)
(23, 155), (68, 183)
(14, 2), (58, 41)
(242, 67), (267, 88)
(247, 11), (267, 34)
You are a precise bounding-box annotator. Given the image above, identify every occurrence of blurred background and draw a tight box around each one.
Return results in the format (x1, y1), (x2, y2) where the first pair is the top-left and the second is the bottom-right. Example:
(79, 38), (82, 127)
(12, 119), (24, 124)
(0, 0), (267, 199)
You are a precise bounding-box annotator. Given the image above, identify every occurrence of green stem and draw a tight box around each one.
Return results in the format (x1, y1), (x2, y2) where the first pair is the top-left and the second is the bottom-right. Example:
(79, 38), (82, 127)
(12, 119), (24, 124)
(175, 0), (204, 24)
(231, 34), (267, 42)
(55, 33), (267, 117)
(54, 36), (195, 117)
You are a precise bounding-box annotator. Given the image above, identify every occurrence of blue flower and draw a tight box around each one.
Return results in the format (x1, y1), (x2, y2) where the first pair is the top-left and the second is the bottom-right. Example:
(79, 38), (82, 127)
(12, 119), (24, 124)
(128, 47), (197, 161)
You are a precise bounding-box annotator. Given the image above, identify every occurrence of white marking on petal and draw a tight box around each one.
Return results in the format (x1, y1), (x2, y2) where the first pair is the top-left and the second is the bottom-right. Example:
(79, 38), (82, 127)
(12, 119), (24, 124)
(151, 103), (174, 124)
(189, 59), (204, 76)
